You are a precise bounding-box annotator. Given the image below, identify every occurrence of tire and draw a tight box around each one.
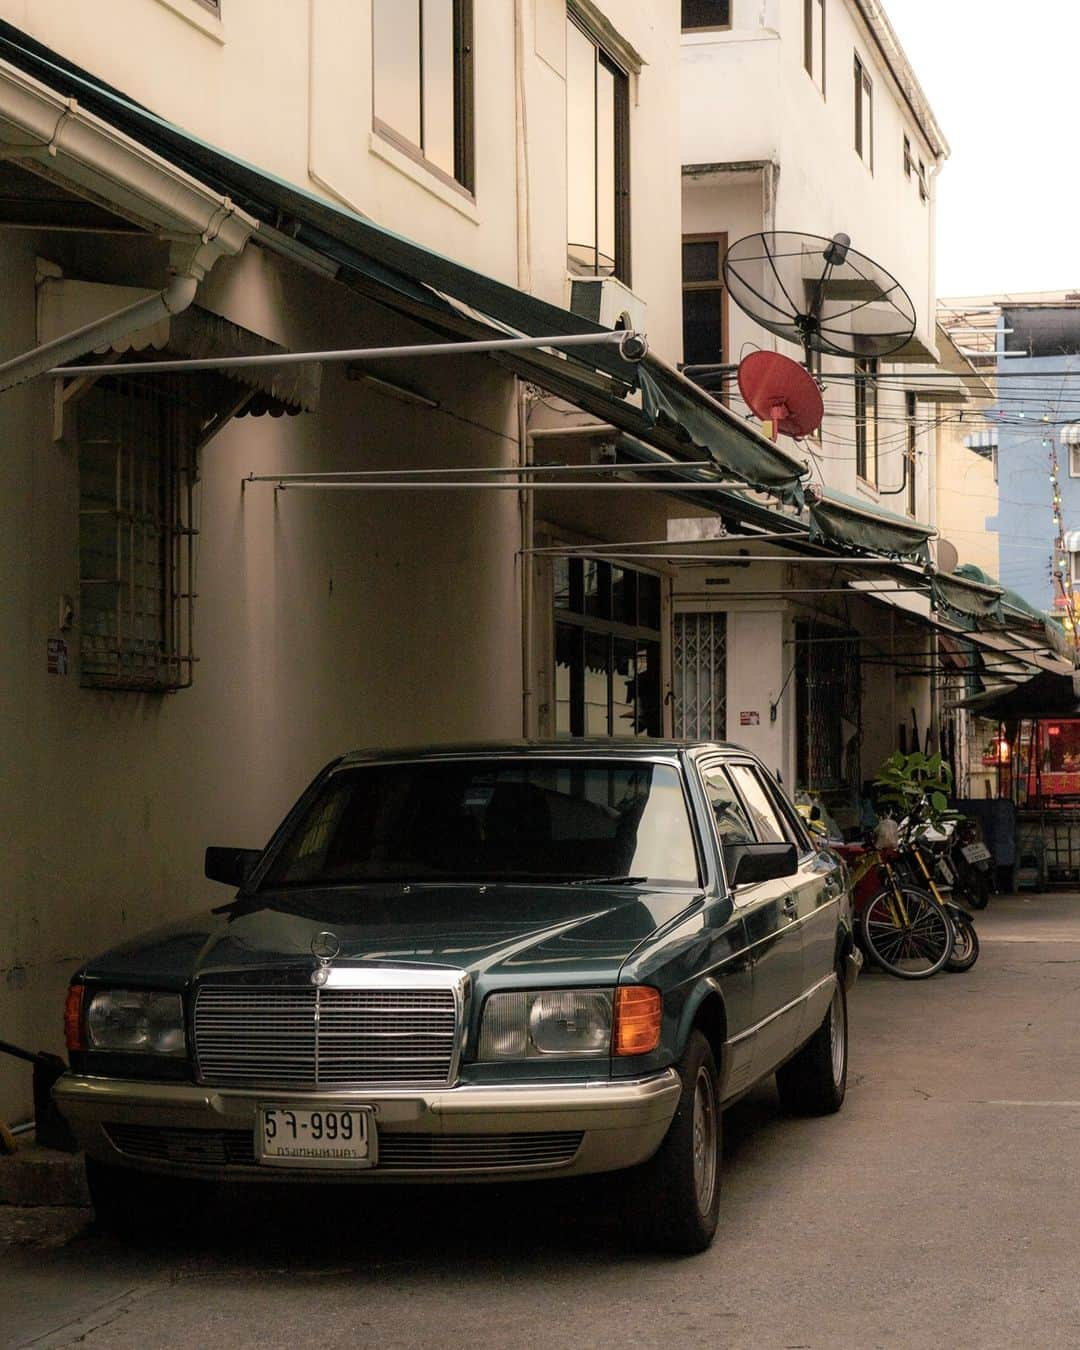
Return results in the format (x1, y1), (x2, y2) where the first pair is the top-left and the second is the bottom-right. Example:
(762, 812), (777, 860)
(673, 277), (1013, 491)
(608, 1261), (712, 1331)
(775, 976), (847, 1116)
(967, 872), (991, 910)
(85, 1157), (205, 1237)
(860, 885), (953, 979)
(945, 911), (980, 972)
(626, 1029), (721, 1255)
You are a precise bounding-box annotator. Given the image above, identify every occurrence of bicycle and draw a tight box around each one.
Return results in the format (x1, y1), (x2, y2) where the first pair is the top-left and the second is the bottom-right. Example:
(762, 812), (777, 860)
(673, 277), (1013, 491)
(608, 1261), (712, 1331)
(837, 844), (954, 980)
(895, 840), (980, 973)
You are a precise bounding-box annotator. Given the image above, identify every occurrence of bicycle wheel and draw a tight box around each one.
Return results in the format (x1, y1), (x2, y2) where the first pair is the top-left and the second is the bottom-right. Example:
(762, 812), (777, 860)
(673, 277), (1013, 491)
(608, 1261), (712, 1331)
(945, 911), (980, 972)
(860, 885), (953, 979)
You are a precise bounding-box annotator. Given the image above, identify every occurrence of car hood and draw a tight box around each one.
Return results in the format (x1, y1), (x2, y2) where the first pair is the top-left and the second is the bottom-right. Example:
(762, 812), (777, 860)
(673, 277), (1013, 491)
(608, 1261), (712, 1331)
(79, 884), (702, 987)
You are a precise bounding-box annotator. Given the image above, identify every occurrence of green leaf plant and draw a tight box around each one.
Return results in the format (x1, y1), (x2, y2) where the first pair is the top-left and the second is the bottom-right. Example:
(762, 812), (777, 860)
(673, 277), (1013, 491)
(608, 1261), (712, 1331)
(873, 750), (964, 844)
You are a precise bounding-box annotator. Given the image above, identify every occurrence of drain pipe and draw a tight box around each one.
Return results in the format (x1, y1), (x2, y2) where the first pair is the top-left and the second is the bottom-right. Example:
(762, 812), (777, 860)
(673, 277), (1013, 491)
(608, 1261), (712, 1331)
(0, 273), (198, 394)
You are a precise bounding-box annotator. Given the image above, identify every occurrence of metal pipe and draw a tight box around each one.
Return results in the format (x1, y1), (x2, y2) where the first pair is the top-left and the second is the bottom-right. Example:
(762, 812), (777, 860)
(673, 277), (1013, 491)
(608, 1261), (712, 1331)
(254, 461), (722, 479)
(50, 330), (634, 379)
(247, 479), (751, 492)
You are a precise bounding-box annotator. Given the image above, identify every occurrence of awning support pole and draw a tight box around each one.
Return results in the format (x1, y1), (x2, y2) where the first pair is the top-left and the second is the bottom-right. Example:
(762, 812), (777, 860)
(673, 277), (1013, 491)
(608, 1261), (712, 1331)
(50, 329), (640, 379)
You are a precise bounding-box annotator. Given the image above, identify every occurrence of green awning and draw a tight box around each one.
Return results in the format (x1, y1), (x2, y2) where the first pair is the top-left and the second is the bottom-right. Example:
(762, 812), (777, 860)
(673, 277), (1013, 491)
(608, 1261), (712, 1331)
(0, 21), (807, 503)
(932, 570), (1005, 629)
(807, 488), (936, 562)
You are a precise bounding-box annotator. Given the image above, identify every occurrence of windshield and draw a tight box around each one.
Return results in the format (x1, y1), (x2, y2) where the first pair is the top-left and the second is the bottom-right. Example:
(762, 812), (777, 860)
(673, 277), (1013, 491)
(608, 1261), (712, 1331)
(263, 759), (700, 888)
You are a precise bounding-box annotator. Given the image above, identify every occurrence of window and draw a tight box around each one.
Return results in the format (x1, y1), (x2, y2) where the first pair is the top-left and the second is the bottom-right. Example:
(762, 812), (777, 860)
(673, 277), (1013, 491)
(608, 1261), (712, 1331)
(699, 765), (755, 846)
(554, 557), (662, 737)
(372, 0), (474, 193)
(1070, 445), (1080, 478)
(566, 15), (630, 281)
(903, 134), (912, 177)
(854, 357), (878, 485)
(906, 390), (917, 517)
(1071, 551), (1080, 587)
(804, 0), (825, 93)
(917, 157), (928, 202)
(727, 765), (789, 844)
(682, 234), (727, 373)
(854, 54), (873, 168)
(77, 375), (201, 691)
(682, 0), (731, 30)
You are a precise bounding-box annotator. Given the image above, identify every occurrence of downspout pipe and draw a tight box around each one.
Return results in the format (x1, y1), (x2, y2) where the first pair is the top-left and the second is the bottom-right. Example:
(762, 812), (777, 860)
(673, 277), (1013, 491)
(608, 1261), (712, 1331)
(0, 274), (198, 394)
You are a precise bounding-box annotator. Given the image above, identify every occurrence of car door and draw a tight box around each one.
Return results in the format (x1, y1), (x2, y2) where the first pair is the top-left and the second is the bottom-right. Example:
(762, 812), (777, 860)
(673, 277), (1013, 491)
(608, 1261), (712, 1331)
(698, 759), (804, 1083)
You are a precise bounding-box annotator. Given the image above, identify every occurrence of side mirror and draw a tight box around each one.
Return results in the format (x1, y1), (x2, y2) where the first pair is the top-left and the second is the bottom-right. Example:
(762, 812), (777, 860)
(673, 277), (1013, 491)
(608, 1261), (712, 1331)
(205, 846), (261, 888)
(724, 842), (798, 888)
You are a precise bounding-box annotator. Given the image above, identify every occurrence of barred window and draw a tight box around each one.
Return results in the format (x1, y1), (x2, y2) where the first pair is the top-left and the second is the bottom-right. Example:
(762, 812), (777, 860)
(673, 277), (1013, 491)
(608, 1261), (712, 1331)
(77, 374), (202, 692)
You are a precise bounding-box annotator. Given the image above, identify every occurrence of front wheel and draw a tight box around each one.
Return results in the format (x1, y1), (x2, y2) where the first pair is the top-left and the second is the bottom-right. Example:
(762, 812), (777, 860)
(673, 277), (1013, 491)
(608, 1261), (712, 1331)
(626, 1029), (721, 1254)
(861, 885), (953, 979)
(966, 870), (991, 910)
(945, 911), (980, 972)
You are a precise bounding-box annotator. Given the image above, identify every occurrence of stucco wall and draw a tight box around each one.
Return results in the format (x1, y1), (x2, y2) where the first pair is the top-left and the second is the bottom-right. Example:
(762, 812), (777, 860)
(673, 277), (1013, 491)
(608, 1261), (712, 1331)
(0, 232), (523, 1120)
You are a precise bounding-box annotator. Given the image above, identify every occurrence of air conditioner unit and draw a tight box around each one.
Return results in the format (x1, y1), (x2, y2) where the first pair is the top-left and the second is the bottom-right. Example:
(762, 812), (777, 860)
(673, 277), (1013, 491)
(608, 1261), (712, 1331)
(568, 275), (648, 335)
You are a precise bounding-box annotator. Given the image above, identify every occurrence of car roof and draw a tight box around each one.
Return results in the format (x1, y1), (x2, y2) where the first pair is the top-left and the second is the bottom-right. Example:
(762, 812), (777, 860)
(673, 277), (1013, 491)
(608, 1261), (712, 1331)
(336, 739), (755, 767)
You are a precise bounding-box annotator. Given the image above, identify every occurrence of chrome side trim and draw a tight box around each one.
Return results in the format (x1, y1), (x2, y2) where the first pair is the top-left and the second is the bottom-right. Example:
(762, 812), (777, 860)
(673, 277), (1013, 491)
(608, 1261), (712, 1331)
(725, 971), (837, 1047)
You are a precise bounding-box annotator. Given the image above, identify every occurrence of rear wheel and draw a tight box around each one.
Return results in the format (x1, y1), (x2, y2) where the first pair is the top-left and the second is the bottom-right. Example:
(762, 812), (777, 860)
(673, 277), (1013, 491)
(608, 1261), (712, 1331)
(626, 1029), (721, 1254)
(861, 885), (953, 979)
(775, 977), (847, 1116)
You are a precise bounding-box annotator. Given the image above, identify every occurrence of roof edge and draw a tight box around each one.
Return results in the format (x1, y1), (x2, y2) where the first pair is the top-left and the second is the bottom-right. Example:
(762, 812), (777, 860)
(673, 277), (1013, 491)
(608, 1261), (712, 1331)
(852, 0), (949, 160)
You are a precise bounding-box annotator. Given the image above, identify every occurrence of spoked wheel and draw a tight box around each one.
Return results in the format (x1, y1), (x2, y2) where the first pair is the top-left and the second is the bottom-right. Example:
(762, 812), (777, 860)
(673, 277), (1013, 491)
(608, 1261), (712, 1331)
(945, 910), (980, 972)
(861, 885), (953, 979)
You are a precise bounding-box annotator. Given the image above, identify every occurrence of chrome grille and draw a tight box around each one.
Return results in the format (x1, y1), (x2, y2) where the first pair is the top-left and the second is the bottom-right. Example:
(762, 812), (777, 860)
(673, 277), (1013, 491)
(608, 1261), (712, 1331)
(105, 1124), (583, 1172)
(193, 982), (458, 1088)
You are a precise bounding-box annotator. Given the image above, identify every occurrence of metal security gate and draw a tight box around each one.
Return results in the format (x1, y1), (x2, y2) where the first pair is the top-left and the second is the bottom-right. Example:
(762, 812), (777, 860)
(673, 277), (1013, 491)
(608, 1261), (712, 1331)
(794, 621), (861, 792)
(673, 612), (727, 741)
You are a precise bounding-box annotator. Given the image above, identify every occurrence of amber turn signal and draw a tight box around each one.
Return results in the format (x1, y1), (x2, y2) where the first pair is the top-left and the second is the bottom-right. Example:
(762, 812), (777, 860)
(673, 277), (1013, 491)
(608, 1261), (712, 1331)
(64, 984), (85, 1052)
(613, 985), (661, 1056)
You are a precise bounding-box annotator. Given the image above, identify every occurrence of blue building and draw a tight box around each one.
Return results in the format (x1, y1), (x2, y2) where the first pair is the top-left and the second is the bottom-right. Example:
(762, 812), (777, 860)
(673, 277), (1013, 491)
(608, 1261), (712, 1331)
(983, 303), (1080, 615)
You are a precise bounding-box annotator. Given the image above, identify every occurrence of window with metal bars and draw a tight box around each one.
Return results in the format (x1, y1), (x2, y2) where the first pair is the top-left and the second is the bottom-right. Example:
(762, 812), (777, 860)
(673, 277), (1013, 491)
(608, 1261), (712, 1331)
(794, 621), (861, 792)
(673, 612), (727, 741)
(76, 374), (200, 691)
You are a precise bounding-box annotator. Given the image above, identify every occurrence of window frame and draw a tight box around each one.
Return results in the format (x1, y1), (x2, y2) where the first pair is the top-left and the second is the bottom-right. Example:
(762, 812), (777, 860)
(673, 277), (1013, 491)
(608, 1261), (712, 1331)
(903, 133), (912, 178)
(681, 0), (732, 33)
(371, 0), (476, 198)
(565, 11), (632, 285)
(855, 357), (879, 487)
(854, 52), (873, 170)
(804, 0), (825, 94)
(905, 389), (917, 517)
(681, 231), (728, 383)
(554, 556), (663, 739)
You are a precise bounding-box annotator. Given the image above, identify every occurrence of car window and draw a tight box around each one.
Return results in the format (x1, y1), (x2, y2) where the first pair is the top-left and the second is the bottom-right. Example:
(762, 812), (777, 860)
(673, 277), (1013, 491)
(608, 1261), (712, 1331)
(699, 765), (756, 846)
(762, 776), (814, 854)
(726, 765), (789, 845)
(263, 759), (701, 887)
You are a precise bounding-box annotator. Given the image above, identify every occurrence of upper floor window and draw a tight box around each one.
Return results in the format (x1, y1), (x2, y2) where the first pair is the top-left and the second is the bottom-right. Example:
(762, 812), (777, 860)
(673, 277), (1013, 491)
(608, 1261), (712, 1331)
(917, 157), (928, 202)
(372, 0), (475, 193)
(804, 0), (825, 93)
(854, 53), (873, 169)
(682, 234), (727, 381)
(905, 390), (917, 517)
(682, 0), (731, 30)
(903, 134), (912, 177)
(855, 357), (878, 485)
(566, 15), (630, 281)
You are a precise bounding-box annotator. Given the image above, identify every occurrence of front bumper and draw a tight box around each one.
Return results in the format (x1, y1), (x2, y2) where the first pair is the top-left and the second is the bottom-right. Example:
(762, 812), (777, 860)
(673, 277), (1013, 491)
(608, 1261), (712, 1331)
(54, 1069), (682, 1183)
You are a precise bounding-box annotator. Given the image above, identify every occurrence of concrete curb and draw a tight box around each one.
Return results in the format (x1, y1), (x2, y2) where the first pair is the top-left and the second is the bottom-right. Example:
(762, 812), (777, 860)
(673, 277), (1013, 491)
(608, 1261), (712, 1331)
(0, 1143), (89, 1207)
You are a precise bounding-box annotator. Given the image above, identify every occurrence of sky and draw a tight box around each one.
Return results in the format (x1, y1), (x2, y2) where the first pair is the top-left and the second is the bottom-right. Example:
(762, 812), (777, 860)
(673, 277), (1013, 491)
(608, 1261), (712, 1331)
(883, 0), (1080, 298)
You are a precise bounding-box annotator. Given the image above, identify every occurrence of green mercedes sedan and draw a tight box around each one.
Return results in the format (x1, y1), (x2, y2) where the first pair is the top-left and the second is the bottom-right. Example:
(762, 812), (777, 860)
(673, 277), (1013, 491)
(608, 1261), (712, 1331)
(56, 742), (858, 1253)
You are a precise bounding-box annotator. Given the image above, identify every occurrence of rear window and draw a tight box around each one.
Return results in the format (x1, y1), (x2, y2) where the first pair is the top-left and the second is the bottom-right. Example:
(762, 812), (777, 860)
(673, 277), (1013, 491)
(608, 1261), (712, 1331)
(264, 759), (701, 887)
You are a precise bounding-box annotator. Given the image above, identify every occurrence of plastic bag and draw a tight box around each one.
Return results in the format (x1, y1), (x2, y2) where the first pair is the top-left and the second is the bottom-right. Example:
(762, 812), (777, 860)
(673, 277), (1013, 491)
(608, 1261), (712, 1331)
(874, 816), (899, 850)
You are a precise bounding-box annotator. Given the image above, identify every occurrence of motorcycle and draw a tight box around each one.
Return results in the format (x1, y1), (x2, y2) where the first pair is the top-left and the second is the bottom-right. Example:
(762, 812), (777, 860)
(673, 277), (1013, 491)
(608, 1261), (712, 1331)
(949, 818), (992, 910)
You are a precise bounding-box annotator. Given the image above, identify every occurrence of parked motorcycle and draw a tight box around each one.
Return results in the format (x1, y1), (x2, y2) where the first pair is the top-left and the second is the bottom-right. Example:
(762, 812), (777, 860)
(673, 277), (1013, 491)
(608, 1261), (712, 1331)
(950, 818), (993, 910)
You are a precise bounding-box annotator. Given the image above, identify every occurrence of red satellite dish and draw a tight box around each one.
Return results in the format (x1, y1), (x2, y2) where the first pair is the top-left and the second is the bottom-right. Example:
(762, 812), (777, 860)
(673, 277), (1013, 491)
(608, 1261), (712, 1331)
(737, 350), (824, 440)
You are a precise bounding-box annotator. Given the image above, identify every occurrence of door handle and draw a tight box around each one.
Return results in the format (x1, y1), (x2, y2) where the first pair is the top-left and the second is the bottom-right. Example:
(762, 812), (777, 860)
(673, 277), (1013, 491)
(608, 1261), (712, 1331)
(782, 896), (799, 918)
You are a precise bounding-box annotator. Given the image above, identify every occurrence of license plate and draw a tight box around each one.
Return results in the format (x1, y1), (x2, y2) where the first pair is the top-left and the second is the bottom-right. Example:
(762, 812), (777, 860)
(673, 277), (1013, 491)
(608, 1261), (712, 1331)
(256, 1106), (376, 1169)
(962, 843), (991, 863)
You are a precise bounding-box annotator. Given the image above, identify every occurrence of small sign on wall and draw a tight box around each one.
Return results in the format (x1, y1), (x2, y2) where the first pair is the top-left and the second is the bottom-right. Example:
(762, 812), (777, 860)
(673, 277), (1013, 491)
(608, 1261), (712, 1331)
(739, 710), (760, 727)
(47, 638), (68, 675)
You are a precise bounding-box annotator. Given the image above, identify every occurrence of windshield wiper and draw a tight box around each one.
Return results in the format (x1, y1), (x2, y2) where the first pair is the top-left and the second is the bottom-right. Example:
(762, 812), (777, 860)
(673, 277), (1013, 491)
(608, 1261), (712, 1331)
(566, 875), (647, 887)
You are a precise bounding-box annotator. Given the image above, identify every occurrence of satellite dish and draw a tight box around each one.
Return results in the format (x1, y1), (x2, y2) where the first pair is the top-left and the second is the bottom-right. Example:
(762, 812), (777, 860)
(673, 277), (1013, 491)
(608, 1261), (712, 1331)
(723, 231), (917, 361)
(737, 350), (824, 440)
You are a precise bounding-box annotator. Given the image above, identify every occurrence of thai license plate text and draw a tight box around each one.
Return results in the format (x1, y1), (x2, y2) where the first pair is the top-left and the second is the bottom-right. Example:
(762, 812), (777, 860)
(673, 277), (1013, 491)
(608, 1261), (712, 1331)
(257, 1106), (376, 1168)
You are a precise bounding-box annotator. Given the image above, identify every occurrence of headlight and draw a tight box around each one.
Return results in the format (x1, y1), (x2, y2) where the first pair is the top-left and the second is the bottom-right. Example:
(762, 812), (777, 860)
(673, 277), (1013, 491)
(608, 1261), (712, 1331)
(86, 989), (186, 1056)
(479, 989), (613, 1060)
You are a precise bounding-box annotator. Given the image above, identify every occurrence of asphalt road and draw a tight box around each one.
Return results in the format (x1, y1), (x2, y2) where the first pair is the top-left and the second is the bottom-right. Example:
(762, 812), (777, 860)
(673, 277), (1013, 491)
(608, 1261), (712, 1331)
(4, 893), (1080, 1349)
